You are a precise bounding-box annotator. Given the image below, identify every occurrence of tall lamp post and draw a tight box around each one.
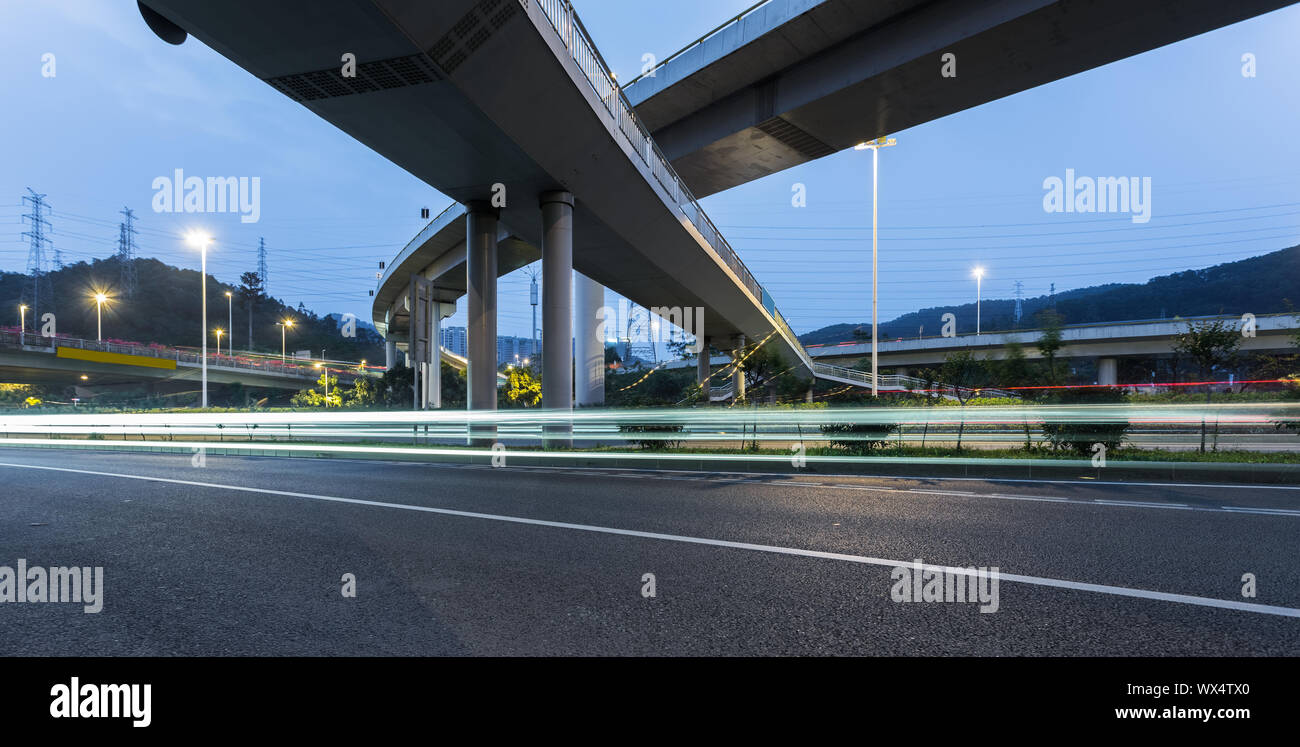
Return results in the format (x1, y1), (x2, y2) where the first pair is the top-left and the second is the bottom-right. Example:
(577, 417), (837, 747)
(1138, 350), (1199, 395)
(854, 135), (897, 397)
(214, 328), (224, 360)
(225, 291), (233, 355)
(186, 232), (213, 408)
(315, 362), (330, 407)
(18, 304), (27, 346)
(93, 292), (109, 342)
(277, 320), (294, 361)
(973, 266), (986, 336)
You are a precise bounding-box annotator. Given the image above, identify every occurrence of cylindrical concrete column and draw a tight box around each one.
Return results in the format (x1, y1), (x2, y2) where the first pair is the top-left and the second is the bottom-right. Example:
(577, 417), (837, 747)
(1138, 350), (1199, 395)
(1097, 357), (1118, 387)
(732, 334), (747, 401)
(385, 339), (397, 370)
(466, 202), (498, 433)
(429, 300), (442, 409)
(541, 191), (574, 447)
(697, 336), (712, 390)
(574, 270), (604, 407)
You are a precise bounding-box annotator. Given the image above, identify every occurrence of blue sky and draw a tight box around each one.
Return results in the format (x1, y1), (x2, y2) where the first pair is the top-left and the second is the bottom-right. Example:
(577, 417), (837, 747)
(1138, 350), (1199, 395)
(2, 0), (1298, 344)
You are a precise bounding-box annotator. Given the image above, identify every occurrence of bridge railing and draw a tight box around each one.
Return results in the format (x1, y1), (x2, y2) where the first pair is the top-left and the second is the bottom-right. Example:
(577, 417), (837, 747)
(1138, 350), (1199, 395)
(623, 0), (775, 89)
(812, 361), (1020, 400)
(0, 330), (371, 380)
(533, 0), (811, 371)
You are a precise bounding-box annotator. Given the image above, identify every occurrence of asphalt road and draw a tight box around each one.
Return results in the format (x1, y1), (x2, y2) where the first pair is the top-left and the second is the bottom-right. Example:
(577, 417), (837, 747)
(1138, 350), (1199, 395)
(1, 446), (1298, 656)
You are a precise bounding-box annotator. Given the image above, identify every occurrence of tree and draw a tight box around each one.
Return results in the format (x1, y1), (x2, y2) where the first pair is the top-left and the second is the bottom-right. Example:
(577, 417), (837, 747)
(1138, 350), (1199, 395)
(996, 341), (1035, 389)
(1040, 386), (1130, 455)
(291, 371), (342, 408)
(995, 343), (1038, 448)
(911, 366), (942, 448)
(1035, 310), (1064, 386)
(504, 366), (541, 407)
(238, 271), (264, 350)
(346, 375), (380, 408)
(741, 345), (788, 398)
(1172, 318), (1242, 452)
(939, 350), (988, 450)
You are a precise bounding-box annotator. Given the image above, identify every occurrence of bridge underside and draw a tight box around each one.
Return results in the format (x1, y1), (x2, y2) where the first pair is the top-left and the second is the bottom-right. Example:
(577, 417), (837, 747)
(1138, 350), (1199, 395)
(628, 0), (1294, 197)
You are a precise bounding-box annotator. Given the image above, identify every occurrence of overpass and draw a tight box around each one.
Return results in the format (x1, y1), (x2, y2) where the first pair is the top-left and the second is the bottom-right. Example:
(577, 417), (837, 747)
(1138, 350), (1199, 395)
(805, 314), (1300, 384)
(0, 330), (376, 394)
(139, 0), (1294, 419)
(141, 0), (815, 431)
(623, 0), (1294, 196)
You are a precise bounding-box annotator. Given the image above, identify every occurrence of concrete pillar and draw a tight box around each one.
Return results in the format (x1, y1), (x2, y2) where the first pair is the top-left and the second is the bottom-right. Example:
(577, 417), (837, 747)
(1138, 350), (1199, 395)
(1097, 357), (1118, 387)
(428, 301), (442, 408)
(697, 336), (712, 391)
(385, 339), (397, 370)
(732, 334), (746, 401)
(541, 191), (574, 446)
(466, 203), (498, 442)
(805, 388), (814, 404)
(574, 270), (604, 406)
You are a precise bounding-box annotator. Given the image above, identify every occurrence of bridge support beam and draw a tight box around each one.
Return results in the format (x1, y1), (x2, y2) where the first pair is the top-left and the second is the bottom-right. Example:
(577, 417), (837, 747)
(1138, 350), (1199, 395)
(541, 191), (574, 447)
(574, 270), (604, 407)
(732, 334), (746, 402)
(1097, 357), (1118, 387)
(385, 339), (396, 370)
(466, 202), (498, 442)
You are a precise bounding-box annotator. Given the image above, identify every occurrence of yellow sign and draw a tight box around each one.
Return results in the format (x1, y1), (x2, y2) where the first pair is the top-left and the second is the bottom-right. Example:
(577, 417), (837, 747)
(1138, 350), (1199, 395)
(56, 347), (177, 370)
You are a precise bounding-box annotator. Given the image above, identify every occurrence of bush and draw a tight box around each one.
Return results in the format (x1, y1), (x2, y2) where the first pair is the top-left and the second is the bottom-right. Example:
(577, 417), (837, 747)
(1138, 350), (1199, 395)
(820, 422), (899, 454)
(618, 423), (685, 450)
(1040, 387), (1129, 455)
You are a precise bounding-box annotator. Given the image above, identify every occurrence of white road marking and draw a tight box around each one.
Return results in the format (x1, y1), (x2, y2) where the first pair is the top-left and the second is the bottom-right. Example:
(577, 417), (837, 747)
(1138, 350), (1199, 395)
(2, 461), (1298, 619)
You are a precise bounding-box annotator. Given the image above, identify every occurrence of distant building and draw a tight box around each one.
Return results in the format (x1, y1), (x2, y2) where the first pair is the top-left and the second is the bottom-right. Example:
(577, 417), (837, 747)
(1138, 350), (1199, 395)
(440, 326), (467, 357)
(497, 335), (538, 366)
(440, 326), (540, 366)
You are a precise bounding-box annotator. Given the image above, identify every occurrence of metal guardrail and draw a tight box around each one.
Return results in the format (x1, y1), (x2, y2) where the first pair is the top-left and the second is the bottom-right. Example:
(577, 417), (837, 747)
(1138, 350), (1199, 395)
(623, 0), (774, 88)
(709, 382), (735, 401)
(811, 361), (1020, 400)
(531, 0), (812, 372)
(0, 330), (372, 380)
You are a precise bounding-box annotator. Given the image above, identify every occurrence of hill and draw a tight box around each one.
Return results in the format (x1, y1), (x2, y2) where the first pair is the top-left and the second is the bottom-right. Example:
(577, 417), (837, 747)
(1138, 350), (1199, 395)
(0, 256), (384, 362)
(799, 245), (1300, 345)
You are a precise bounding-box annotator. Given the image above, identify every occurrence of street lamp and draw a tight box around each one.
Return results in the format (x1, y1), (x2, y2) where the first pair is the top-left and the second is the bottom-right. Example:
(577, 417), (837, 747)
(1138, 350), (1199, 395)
(214, 328), (224, 358)
(225, 291), (233, 355)
(973, 266), (986, 336)
(277, 319), (295, 361)
(855, 135), (897, 397)
(92, 292), (110, 342)
(186, 231), (214, 408)
(18, 304), (27, 346)
(314, 361), (330, 406)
